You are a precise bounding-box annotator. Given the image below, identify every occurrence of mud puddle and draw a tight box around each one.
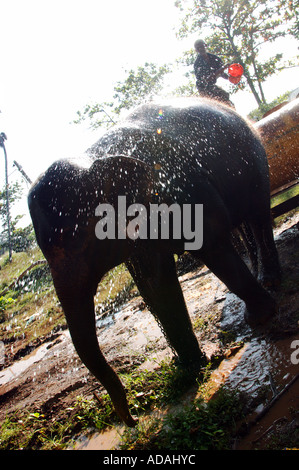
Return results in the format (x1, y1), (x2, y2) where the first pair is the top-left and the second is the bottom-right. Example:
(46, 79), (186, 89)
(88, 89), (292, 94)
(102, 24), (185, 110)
(0, 342), (54, 386)
(73, 425), (125, 451)
(0, 332), (70, 388)
(74, 314), (299, 450)
(204, 330), (299, 450)
(207, 335), (298, 398)
(0, 330), (75, 408)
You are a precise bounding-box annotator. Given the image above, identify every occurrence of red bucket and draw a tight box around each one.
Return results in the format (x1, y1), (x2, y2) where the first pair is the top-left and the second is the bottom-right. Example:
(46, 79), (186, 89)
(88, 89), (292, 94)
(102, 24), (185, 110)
(228, 63), (243, 84)
(228, 63), (244, 77)
(229, 75), (242, 84)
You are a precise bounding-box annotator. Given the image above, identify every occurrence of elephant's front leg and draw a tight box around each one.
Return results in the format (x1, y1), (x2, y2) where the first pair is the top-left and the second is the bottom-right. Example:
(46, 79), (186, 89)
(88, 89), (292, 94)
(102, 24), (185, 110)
(126, 250), (206, 370)
(51, 267), (136, 427)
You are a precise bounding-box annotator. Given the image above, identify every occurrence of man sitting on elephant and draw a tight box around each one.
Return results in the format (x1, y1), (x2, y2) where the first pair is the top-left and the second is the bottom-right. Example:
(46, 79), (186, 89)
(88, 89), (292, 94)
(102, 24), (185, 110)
(194, 39), (231, 104)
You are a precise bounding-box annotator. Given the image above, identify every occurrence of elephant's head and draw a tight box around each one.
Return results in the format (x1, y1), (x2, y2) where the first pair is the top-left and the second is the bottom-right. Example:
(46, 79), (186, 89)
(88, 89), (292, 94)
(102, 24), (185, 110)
(28, 155), (155, 426)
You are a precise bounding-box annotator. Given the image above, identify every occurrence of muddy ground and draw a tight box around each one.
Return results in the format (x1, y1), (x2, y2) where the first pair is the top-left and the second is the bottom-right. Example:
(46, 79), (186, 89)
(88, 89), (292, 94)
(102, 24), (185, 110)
(0, 211), (298, 450)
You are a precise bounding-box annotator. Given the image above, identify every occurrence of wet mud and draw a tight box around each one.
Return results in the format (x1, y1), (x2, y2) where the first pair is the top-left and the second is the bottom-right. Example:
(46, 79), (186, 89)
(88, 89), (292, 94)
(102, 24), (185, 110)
(0, 212), (298, 450)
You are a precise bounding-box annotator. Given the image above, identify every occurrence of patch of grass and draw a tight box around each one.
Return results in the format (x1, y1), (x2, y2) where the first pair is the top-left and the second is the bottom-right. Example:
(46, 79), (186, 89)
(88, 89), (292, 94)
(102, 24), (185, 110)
(0, 359), (215, 450)
(120, 387), (244, 450)
(0, 250), (136, 356)
(94, 264), (137, 314)
(0, 288), (65, 346)
(123, 360), (203, 414)
(0, 296), (15, 323)
(271, 185), (299, 227)
(193, 311), (219, 332)
(0, 247), (45, 290)
(0, 394), (117, 450)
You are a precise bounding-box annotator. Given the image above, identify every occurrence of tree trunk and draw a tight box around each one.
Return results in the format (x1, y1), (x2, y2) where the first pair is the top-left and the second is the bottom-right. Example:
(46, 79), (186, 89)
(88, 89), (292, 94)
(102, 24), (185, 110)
(227, 34), (262, 106)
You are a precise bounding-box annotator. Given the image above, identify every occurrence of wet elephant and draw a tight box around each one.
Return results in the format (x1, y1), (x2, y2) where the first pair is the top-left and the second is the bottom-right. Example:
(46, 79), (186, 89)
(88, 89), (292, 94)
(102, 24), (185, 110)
(28, 97), (281, 426)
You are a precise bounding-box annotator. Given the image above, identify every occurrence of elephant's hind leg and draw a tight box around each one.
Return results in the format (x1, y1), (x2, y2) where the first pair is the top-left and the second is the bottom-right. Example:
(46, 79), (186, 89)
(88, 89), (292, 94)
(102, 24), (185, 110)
(197, 238), (277, 328)
(250, 216), (281, 289)
(248, 179), (281, 289)
(126, 250), (205, 370)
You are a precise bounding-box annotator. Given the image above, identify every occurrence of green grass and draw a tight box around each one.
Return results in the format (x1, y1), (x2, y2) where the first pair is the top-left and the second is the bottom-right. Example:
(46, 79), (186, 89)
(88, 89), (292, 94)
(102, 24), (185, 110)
(271, 183), (299, 226)
(0, 246), (136, 351)
(0, 395), (116, 450)
(0, 358), (245, 450)
(119, 385), (244, 451)
(271, 183), (299, 209)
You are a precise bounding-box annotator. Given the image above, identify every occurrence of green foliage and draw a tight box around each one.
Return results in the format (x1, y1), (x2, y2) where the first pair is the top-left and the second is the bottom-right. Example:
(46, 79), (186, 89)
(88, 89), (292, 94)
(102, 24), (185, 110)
(0, 181), (34, 254)
(13, 263), (52, 295)
(0, 295), (15, 310)
(0, 181), (23, 219)
(124, 360), (200, 412)
(290, 0), (299, 38)
(0, 354), (244, 450)
(248, 91), (290, 120)
(0, 296), (15, 322)
(0, 396), (115, 450)
(121, 387), (244, 450)
(175, 0), (297, 105)
(112, 63), (171, 113)
(11, 223), (35, 253)
(0, 361), (193, 449)
(74, 62), (170, 130)
(157, 389), (242, 450)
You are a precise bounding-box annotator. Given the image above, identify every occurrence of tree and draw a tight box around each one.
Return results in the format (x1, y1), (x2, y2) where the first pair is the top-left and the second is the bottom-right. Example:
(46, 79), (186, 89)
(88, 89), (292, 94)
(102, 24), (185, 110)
(248, 90), (290, 121)
(175, 0), (297, 105)
(74, 62), (170, 130)
(291, 0), (299, 38)
(0, 181), (34, 254)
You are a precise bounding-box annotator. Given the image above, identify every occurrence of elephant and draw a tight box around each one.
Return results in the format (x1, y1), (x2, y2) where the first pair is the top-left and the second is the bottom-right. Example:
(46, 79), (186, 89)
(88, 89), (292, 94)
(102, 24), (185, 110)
(28, 97), (281, 427)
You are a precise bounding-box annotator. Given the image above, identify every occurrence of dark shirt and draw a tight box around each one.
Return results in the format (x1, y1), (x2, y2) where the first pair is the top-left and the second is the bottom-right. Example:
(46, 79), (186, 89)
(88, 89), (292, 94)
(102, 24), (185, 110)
(194, 53), (224, 89)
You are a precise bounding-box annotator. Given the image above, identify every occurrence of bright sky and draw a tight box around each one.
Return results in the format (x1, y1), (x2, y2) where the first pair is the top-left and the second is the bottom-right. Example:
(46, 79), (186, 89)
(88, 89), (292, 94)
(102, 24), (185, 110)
(0, 0), (298, 225)
(0, 0), (185, 183)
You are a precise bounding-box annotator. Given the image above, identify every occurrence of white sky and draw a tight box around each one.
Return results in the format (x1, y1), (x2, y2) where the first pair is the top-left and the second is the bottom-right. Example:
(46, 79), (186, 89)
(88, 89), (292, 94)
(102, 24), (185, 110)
(0, 0), (186, 182)
(0, 0), (298, 225)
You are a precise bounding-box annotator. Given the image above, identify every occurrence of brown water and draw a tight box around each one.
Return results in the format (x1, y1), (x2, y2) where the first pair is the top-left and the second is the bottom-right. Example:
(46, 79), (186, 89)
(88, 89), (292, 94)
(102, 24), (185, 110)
(0, 331), (69, 387)
(73, 426), (125, 450)
(0, 342), (54, 386)
(206, 331), (299, 450)
(209, 335), (299, 398)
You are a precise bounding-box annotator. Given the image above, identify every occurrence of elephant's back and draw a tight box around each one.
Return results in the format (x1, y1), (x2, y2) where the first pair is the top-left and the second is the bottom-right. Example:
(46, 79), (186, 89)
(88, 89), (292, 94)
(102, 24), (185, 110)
(89, 98), (257, 158)
(88, 98), (263, 175)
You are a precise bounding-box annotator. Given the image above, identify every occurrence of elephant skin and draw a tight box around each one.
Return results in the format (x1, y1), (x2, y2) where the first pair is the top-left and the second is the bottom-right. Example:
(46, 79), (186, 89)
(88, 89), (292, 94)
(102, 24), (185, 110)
(28, 97), (281, 426)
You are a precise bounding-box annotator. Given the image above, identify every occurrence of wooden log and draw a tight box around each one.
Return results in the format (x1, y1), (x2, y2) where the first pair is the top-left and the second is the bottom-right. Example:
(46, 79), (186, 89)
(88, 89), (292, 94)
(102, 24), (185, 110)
(255, 98), (299, 193)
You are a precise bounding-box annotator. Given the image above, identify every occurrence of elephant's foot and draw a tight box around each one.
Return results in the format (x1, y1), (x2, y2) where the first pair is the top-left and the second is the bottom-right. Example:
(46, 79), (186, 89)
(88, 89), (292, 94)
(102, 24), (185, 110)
(118, 409), (138, 427)
(258, 270), (281, 291)
(174, 350), (208, 375)
(244, 294), (277, 328)
(108, 383), (138, 427)
(258, 254), (282, 291)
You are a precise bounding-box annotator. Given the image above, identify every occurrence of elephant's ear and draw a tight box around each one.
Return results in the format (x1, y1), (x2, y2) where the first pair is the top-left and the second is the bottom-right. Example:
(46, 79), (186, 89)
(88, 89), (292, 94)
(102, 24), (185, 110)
(90, 156), (154, 206)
